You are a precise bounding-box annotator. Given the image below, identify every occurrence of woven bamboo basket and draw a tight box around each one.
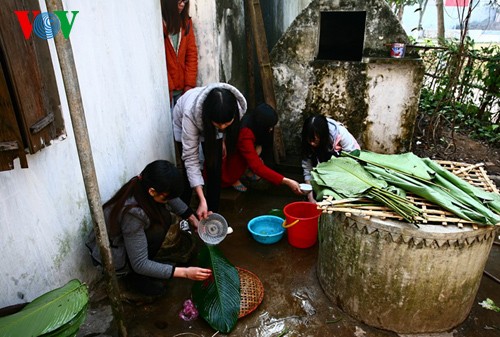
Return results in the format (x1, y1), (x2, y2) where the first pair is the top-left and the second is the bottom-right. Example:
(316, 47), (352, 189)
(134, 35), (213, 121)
(237, 267), (264, 318)
(317, 161), (499, 228)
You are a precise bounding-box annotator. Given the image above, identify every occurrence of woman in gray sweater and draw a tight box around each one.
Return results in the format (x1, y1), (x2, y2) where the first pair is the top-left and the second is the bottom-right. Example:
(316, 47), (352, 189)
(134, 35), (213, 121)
(87, 160), (211, 296)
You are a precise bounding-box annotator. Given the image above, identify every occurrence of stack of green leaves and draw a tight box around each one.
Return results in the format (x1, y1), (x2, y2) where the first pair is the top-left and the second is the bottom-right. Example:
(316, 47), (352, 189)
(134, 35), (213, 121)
(339, 151), (500, 226)
(0, 279), (88, 337)
(311, 157), (423, 223)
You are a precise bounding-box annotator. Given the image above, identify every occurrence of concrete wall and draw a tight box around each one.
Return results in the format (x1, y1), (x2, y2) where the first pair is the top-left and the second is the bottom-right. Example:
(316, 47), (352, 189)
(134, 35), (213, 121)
(192, 0), (247, 88)
(318, 213), (496, 333)
(270, 0), (424, 156)
(364, 59), (425, 152)
(0, 0), (248, 308)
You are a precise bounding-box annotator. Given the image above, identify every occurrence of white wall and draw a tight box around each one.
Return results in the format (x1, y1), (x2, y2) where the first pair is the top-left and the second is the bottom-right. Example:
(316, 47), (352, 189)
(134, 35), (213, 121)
(190, 0), (219, 84)
(0, 0), (267, 308)
(365, 61), (423, 153)
(0, 0), (177, 307)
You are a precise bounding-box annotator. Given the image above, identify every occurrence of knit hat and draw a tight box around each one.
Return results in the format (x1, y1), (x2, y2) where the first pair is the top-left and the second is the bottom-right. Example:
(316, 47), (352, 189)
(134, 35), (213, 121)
(254, 103), (278, 128)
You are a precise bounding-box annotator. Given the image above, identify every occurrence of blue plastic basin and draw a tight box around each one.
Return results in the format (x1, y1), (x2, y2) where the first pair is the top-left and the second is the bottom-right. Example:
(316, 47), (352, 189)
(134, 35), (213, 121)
(247, 215), (285, 244)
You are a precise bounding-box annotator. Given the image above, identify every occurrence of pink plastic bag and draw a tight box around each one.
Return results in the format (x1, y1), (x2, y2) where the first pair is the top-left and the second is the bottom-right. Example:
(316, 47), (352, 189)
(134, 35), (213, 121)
(179, 299), (198, 321)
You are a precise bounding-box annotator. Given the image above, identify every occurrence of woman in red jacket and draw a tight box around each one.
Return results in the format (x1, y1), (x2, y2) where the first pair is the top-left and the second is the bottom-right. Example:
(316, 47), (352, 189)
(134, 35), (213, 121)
(161, 0), (198, 106)
(221, 103), (303, 194)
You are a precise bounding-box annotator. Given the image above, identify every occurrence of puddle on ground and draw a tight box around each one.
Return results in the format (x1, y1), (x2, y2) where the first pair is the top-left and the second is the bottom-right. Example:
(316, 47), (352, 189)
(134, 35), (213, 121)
(399, 332), (456, 337)
(242, 311), (311, 337)
(354, 326), (367, 336)
(292, 288), (316, 316)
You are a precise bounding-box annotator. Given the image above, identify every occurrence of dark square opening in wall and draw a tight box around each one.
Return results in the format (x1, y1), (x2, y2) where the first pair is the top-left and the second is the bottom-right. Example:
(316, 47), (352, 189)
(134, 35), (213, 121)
(317, 11), (366, 61)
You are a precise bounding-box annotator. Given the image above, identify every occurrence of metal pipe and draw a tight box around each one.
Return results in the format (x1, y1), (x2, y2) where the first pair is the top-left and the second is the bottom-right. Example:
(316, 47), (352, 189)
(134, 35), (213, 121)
(45, 1), (127, 336)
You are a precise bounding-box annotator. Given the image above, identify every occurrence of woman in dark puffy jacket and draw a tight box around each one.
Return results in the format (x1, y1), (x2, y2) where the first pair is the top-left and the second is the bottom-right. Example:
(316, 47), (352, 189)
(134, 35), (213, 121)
(86, 160), (211, 297)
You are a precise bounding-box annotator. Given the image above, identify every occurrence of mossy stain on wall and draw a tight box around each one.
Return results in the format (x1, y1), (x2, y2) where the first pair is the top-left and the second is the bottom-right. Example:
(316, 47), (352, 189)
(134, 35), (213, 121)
(53, 232), (72, 269)
(304, 61), (369, 145)
(215, 0), (247, 92)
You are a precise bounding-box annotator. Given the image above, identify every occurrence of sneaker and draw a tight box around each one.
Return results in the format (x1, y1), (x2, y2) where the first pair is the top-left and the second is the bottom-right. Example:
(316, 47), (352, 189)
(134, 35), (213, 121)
(179, 220), (191, 233)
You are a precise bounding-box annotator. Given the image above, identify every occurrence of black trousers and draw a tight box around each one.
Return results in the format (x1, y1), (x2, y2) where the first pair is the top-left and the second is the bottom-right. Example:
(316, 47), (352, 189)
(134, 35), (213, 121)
(176, 139), (222, 213)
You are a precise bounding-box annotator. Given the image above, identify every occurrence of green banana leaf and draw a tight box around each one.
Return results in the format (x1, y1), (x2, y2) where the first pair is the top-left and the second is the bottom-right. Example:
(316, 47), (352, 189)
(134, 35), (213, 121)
(347, 151), (499, 226)
(313, 157), (388, 196)
(310, 173), (342, 200)
(366, 165), (496, 226)
(312, 157), (421, 222)
(41, 306), (88, 337)
(357, 151), (434, 181)
(423, 158), (500, 215)
(0, 279), (89, 337)
(432, 171), (500, 225)
(192, 245), (240, 334)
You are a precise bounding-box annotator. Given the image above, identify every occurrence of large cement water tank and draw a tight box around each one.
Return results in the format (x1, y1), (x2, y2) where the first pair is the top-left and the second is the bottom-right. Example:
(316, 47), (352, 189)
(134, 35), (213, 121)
(317, 212), (497, 333)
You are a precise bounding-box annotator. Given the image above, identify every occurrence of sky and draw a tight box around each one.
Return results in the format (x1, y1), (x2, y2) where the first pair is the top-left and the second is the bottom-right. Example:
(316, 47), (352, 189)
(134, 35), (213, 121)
(401, 0), (499, 32)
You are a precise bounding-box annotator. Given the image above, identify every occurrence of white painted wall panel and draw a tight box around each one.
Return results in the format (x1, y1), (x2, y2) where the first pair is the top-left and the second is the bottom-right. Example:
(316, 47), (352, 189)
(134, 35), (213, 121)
(0, 0), (176, 307)
(366, 63), (420, 153)
(190, 0), (219, 84)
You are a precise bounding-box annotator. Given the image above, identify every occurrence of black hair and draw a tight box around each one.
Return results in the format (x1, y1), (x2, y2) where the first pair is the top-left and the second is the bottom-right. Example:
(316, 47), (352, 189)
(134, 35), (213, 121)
(104, 160), (183, 236)
(140, 160), (183, 198)
(301, 115), (334, 164)
(161, 0), (190, 35)
(202, 88), (241, 169)
(241, 103), (278, 147)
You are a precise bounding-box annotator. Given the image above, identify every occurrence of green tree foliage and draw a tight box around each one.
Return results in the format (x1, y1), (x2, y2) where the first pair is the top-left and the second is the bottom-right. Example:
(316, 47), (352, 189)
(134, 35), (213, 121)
(418, 39), (500, 146)
(385, 0), (419, 6)
(385, 0), (500, 146)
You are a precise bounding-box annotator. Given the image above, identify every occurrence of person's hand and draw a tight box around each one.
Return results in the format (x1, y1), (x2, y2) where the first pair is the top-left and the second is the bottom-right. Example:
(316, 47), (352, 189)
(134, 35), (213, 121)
(175, 267), (212, 281)
(194, 186), (209, 219)
(255, 145), (262, 155)
(222, 140), (227, 159)
(188, 214), (199, 230)
(197, 201), (209, 219)
(282, 178), (302, 195)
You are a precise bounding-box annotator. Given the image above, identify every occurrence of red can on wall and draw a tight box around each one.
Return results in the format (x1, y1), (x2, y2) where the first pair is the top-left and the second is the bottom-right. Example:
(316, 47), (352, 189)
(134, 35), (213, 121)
(390, 43), (406, 58)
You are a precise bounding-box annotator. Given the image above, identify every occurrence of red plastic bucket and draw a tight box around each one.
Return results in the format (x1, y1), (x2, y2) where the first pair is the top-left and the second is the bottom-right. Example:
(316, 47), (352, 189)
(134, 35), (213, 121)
(282, 202), (322, 248)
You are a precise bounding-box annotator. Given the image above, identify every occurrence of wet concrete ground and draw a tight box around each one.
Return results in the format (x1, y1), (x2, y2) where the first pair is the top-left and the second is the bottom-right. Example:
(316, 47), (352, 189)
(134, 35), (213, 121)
(78, 176), (500, 337)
